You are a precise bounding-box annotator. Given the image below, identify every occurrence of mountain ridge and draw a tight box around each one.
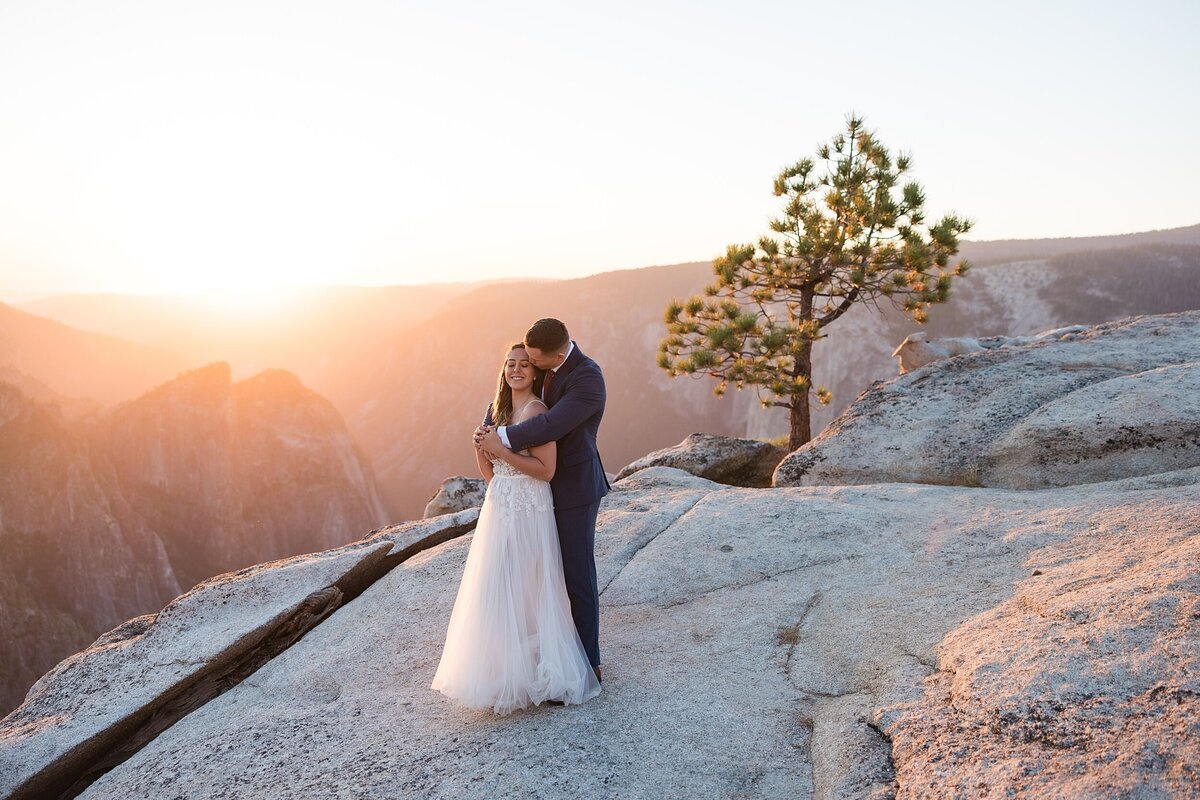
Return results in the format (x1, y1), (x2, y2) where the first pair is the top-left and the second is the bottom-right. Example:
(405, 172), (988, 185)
(6, 226), (1200, 519)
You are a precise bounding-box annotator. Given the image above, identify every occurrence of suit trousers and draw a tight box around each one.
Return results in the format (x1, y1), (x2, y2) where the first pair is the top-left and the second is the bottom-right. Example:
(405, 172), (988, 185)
(554, 500), (602, 669)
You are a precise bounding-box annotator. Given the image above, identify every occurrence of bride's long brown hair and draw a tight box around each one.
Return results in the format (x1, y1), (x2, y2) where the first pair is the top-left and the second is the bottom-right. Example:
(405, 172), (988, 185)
(490, 343), (545, 427)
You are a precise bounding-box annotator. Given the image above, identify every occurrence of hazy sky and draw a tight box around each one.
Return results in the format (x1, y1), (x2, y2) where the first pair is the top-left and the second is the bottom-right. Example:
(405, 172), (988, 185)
(1, 0), (1197, 300)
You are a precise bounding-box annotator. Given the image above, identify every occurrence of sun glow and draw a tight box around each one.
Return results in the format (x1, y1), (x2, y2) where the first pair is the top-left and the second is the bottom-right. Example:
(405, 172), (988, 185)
(1, 1), (1198, 300)
(182, 286), (298, 316)
(60, 88), (418, 297)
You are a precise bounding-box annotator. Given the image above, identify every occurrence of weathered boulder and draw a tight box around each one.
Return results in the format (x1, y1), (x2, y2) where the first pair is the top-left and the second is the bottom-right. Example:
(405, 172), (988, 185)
(985, 360), (1200, 488)
(102, 363), (390, 589)
(422, 475), (487, 518)
(617, 432), (786, 487)
(777, 311), (1200, 489)
(890, 332), (985, 373)
(890, 325), (1090, 373)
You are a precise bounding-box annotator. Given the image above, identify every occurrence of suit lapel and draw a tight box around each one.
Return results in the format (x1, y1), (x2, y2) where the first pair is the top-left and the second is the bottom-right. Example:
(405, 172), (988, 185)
(546, 342), (583, 406)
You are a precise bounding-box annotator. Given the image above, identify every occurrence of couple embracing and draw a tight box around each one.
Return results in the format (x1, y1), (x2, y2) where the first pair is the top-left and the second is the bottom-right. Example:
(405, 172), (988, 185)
(431, 318), (609, 715)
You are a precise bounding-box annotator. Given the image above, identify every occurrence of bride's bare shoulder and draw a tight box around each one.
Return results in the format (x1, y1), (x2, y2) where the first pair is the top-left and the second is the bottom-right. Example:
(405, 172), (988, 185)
(514, 398), (548, 424)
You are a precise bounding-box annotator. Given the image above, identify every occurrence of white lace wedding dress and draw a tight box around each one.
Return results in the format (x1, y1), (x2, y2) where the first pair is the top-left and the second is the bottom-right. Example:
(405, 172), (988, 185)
(431, 449), (601, 715)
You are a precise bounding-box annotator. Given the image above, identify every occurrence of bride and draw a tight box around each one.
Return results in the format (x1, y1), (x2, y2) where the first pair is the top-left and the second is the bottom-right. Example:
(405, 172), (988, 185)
(431, 343), (602, 714)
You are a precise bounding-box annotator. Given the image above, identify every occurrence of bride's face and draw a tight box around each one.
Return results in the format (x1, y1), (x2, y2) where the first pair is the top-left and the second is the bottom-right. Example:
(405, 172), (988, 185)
(504, 348), (535, 392)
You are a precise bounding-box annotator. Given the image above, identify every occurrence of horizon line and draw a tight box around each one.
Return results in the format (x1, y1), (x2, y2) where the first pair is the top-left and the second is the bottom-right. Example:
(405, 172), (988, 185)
(4, 220), (1198, 304)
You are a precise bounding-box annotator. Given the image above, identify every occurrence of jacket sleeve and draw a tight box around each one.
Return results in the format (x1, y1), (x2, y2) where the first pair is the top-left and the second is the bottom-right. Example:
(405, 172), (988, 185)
(506, 365), (604, 452)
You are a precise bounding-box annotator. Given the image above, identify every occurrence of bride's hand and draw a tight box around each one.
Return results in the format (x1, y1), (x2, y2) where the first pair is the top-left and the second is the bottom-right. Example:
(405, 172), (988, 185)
(473, 424), (492, 448)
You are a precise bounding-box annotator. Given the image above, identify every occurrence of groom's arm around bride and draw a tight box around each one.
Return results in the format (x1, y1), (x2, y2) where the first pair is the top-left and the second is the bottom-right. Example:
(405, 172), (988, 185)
(500, 354), (609, 504)
(504, 359), (604, 470)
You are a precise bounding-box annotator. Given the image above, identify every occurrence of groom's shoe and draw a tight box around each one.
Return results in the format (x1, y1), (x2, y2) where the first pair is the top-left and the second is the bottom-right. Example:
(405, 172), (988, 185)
(594, 666), (602, 684)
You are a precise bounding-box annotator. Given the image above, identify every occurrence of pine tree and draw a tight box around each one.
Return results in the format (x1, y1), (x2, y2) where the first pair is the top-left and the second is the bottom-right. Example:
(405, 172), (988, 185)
(659, 114), (973, 451)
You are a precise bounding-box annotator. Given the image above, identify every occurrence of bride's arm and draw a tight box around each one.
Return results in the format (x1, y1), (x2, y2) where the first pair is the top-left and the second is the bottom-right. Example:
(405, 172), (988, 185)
(504, 365), (603, 452)
(491, 406), (556, 482)
(475, 438), (495, 482)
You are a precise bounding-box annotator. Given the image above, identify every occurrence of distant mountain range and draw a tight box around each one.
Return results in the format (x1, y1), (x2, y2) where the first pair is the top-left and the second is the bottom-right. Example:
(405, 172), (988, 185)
(8, 223), (1200, 521)
(0, 301), (184, 405)
(952, 222), (1200, 264)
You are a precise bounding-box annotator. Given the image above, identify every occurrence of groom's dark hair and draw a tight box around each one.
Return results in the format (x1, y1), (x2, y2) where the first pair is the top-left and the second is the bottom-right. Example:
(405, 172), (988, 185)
(525, 318), (570, 352)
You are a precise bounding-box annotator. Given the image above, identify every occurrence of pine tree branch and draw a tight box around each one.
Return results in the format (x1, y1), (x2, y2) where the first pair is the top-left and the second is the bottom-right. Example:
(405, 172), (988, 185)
(815, 284), (862, 327)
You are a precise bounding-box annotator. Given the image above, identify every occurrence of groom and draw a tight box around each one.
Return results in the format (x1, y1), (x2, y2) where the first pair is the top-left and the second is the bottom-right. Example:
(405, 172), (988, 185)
(476, 318), (609, 683)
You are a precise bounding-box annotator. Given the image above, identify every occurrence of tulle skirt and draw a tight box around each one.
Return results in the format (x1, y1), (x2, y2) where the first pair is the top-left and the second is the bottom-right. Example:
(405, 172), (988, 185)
(431, 472), (601, 715)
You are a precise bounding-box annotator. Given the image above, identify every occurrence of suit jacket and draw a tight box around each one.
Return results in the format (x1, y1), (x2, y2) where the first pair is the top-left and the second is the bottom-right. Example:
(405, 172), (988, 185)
(503, 342), (610, 510)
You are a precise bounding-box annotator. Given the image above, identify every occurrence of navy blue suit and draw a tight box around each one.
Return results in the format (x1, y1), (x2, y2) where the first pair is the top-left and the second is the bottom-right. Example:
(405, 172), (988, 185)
(503, 342), (609, 668)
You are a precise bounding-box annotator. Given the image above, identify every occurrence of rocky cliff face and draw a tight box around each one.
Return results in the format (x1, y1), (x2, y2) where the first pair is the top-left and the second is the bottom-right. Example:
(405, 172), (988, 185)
(100, 363), (389, 590)
(0, 364), (388, 718)
(2, 310), (1195, 798)
(0, 384), (181, 722)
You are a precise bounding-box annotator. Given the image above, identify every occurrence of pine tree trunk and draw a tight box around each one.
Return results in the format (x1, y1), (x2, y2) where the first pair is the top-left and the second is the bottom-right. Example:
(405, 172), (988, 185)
(788, 400), (810, 452)
(785, 290), (817, 451)
(787, 336), (814, 451)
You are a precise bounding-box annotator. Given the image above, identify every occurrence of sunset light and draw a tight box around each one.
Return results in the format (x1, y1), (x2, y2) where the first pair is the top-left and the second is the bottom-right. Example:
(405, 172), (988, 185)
(2, 0), (1197, 301)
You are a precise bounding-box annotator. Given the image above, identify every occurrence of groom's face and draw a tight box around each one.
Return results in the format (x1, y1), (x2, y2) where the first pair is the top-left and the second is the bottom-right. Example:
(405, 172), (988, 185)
(524, 345), (564, 370)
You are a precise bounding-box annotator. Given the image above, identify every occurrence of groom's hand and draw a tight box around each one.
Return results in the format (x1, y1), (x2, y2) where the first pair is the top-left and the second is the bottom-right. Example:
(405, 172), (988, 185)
(480, 428), (505, 453)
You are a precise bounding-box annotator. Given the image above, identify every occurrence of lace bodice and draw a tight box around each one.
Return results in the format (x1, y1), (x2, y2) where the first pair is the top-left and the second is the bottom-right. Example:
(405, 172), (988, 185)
(489, 456), (524, 478)
(482, 397), (552, 514)
(486, 454), (553, 515)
